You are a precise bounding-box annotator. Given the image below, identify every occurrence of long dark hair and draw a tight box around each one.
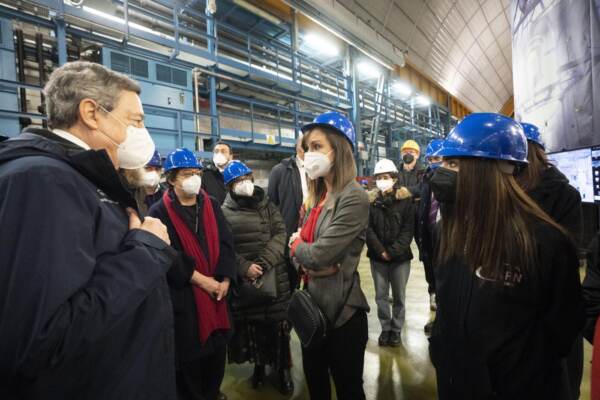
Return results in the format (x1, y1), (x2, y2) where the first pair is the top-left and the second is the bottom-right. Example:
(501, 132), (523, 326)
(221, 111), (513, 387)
(437, 158), (569, 278)
(517, 142), (551, 192)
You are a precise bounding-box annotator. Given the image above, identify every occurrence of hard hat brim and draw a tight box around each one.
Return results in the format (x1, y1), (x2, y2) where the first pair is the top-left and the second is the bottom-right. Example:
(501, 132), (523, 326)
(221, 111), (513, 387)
(436, 146), (528, 163)
(527, 138), (546, 151)
(301, 122), (354, 149)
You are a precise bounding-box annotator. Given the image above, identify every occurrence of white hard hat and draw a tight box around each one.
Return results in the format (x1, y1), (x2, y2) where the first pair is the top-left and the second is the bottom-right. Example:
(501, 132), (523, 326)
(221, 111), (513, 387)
(374, 158), (398, 175)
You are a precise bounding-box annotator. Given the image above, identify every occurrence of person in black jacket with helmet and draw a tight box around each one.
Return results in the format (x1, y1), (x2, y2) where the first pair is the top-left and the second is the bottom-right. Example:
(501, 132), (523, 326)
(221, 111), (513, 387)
(221, 160), (294, 395)
(516, 122), (584, 399)
(517, 122), (583, 243)
(149, 148), (236, 400)
(416, 138), (445, 335)
(429, 113), (582, 399)
(367, 158), (415, 347)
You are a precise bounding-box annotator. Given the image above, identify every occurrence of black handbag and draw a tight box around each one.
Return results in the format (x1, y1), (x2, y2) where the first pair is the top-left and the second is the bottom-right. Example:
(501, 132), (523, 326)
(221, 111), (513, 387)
(232, 262), (277, 308)
(287, 274), (354, 348)
(287, 289), (327, 348)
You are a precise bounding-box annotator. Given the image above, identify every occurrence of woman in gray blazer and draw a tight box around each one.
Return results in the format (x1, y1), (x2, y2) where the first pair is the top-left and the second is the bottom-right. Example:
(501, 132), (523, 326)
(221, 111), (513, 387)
(289, 111), (370, 400)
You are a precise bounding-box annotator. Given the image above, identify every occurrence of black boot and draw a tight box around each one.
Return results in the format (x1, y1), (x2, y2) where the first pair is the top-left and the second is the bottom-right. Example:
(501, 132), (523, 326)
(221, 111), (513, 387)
(424, 320), (434, 336)
(378, 331), (390, 346)
(279, 368), (294, 396)
(388, 331), (401, 347)
(251, 364), (266, 389)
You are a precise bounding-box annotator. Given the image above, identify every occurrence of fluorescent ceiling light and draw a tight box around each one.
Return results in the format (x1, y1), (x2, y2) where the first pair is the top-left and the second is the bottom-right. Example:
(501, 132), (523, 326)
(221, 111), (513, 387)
(303, 33), (339, 57)
(82, 5), (124, 24)
(295, 9), (395, 70)
(357, 60), (380, 79)
(82, 6), (174, 40)
(415, 95), (431, 107)
(393, 81), (412, 96)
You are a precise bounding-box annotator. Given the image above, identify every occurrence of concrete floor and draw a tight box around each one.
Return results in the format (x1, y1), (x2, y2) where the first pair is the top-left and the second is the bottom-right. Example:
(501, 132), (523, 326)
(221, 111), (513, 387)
(221, 243), (593, 399)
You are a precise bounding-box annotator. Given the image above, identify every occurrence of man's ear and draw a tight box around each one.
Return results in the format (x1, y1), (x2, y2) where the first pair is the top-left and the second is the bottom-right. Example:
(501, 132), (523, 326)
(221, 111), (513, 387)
(79, 98), (100, 130)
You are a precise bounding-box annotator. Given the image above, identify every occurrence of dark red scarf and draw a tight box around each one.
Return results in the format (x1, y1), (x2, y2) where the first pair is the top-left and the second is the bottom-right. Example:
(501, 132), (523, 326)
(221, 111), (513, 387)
(593, 316), (600, 400)
(300, 203), (324, 244)
(162, 189), (230, 344)
(291, 196), (326, 285)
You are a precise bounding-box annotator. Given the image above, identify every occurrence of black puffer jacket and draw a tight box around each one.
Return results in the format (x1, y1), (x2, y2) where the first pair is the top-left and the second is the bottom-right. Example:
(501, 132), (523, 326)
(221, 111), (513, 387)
(222, 186), (291, 322)
(366, 188), (415, 263)
(527, 165), (583, 245)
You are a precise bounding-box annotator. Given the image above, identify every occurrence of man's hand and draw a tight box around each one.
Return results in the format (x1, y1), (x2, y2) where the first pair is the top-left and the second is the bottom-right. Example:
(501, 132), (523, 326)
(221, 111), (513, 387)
(127, 208), (170, 245)
(382, 251), (392, 261)
(246, 264), (263, 280)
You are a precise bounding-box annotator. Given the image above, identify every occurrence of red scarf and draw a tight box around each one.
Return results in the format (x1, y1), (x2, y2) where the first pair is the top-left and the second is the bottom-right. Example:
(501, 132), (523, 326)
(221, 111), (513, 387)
(593, 316), (600, 400)
(300, 203), (324, 243)
(291, 198), (325, 285)
(162, 189), (230, 344)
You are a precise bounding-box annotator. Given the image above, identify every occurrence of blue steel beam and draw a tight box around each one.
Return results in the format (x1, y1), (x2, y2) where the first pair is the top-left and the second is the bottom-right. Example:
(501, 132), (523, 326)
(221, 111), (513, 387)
(170, 6), (180, 60)
(54, 0), (67, 65)
(206, 4), (219, 143)
(4, 1), (441, 156)
(349, 49), (362, 167)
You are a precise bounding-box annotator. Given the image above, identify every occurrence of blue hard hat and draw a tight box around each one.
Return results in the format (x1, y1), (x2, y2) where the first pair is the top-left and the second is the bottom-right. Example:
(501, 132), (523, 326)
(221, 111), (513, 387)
(425, 139), (444, 158)
(437, 113), (528, 163)
(301, 111), (356, 149)
(146, 150), (162, 168)
(223, 160), (252, 185)
(163, 148), (203, 172)
(520, 122), (545, 150)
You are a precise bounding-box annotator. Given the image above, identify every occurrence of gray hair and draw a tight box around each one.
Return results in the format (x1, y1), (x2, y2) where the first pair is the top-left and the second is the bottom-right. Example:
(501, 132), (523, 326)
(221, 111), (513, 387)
(43, 61), (141, 129)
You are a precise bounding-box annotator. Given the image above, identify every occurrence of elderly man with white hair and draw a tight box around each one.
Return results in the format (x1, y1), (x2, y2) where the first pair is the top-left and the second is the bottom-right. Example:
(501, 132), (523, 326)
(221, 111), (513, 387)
(0, 61), (177, 399)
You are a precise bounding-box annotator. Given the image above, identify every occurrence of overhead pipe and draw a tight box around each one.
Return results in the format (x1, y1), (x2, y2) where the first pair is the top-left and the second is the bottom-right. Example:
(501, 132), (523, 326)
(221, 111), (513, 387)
(193, 65), (347, 113)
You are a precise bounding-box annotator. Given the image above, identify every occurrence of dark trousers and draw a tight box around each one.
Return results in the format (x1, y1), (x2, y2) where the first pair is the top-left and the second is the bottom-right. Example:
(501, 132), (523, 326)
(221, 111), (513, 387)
(565, 334), (583, 400)
(302, 310), (368, 400)
(176, 345), (227, 400)
(423, 257), (436, 295)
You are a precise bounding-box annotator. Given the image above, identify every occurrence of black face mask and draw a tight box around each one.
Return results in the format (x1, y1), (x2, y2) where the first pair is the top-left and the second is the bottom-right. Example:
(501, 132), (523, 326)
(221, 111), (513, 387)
(430, 167), (457, 204)
(402, 153), (415, 164)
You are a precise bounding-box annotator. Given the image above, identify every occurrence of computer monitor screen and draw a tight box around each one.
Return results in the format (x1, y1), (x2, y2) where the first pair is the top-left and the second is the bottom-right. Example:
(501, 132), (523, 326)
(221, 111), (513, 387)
(592, 145), (600, 202)
(547, 147), (595, 203)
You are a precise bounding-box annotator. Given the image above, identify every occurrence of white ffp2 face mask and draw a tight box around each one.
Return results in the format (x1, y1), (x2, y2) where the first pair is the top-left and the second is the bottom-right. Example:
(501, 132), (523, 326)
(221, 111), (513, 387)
(118, 125), (156, 169)
(98, 107), (156, 169)
(213, 153), (229, 168)
(141, 170), (160, 187)
(303, 151), (332, 180)
(376, 179), (394, 193)
(181, 175), (202, 196)
(233, 180), (255, 197)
